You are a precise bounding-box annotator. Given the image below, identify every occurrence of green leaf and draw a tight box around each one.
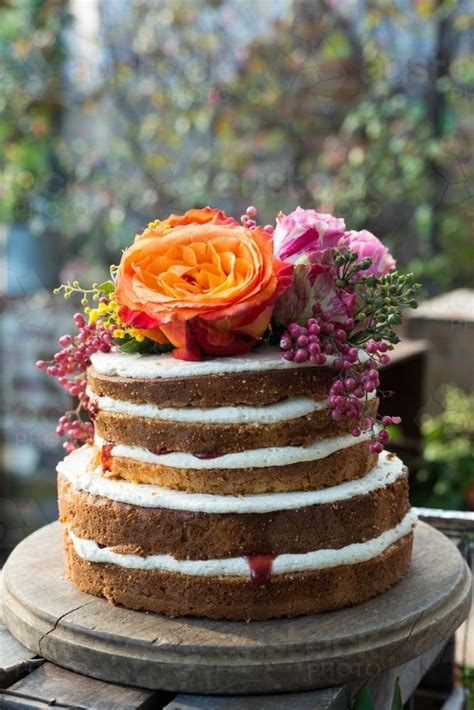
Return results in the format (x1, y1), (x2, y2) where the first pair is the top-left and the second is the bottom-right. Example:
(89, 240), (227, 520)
(391, 678), (403, 710)
(352, 687), (375, 710)
(117, 336), (173, 355)
(98, 281), (114, 295)
(117, 338), (144, 353)
(148, 341), (174, 355)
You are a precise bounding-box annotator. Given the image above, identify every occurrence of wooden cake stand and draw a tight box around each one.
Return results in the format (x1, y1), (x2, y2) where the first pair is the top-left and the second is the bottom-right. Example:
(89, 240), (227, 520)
(1, 521), (471, 695)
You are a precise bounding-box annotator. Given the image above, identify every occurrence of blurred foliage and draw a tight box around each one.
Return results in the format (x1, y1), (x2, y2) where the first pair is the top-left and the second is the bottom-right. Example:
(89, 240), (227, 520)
(216, 1), (474, 293)
(0, 0), (69, 227)
(0, 0), (473, 291)
(461, 667), (474, 710)
(410, 386), (474, 510)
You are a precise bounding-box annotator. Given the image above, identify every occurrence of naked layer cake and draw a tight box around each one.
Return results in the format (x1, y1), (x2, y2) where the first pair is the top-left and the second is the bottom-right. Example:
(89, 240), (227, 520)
(42, 205), (420, 620)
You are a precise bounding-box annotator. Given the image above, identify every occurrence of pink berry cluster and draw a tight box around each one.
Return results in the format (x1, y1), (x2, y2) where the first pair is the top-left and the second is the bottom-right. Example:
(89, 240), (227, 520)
(280, 306), (401, 451)
(239, 205), (274, 235)
(36, 308), (114, 451)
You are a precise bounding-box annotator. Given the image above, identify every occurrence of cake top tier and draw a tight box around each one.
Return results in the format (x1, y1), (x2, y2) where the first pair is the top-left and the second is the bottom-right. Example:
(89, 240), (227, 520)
(89, 347), (345, 379)
(87, 348), (341, 407)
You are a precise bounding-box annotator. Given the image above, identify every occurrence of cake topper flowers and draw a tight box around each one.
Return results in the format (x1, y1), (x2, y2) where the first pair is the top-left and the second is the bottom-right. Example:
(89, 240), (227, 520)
(36, 203), (419, 452)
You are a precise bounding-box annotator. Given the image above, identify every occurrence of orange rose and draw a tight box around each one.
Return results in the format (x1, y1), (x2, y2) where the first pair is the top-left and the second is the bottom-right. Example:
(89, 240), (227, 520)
(115, 207), (292, 360)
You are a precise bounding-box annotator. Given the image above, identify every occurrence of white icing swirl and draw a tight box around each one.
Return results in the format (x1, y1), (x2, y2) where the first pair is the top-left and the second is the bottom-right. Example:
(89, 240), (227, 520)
(93, 431), (373, 470)
(68, 510), (416, 576)
(87, 390), (334, 424)
(58, 446), (406, 514)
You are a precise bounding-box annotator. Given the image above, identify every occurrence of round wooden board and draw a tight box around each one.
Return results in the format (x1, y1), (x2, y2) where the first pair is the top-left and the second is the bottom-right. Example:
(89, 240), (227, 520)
(2, 521), (471, 695)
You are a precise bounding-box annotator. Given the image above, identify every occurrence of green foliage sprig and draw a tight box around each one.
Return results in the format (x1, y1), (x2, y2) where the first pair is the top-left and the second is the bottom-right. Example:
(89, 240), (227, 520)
(334, 250), (421, 347)
(53, 279), (114, 306)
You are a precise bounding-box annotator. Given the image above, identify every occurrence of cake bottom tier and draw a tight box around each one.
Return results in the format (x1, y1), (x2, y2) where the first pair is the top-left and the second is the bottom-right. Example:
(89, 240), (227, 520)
(64, 531), (413, 621)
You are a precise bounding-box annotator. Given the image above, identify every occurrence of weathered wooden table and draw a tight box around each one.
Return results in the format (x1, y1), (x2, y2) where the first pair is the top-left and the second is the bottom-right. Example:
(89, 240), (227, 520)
(0, 637), (452, 709)
(1, 511), (472, 709)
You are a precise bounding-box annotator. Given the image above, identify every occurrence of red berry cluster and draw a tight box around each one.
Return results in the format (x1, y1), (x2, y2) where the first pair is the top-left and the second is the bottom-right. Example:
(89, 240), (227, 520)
(280, 305), (358, 365)
(280, 306), (401, 451)
(36, 308), (114, 451)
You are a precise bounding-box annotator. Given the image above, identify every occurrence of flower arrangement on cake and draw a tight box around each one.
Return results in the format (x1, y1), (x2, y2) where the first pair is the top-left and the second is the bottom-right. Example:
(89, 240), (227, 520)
(37, 204), (419, 454)
(38, 204), (421, 620)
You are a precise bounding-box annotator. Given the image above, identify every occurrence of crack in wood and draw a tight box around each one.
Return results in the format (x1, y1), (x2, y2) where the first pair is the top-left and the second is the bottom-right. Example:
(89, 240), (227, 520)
(384, 586), (469, 668)
(390, 584), (465, 658)
(38, 600), (96, 656)
(383, 609), (427, 667)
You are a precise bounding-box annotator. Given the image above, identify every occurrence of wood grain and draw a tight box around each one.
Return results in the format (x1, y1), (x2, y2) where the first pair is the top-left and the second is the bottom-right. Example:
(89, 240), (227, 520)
(1, 521), (471, 695)
(4, 662), (163, 709)
(163, 687), (350, 709)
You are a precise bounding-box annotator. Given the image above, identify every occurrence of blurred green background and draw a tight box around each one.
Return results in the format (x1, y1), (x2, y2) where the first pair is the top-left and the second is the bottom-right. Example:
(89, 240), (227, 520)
(1, 0), (473, 288)
(0, 0), (473, 551)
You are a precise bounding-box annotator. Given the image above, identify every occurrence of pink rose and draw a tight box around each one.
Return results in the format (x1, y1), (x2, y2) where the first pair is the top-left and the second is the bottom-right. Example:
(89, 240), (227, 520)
(274, 207), (346, 263)
(342, 230), (396, 276)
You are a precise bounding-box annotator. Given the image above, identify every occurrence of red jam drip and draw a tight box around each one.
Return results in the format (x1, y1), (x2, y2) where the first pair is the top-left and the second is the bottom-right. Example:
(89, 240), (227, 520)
(101, 442), (115, 472)
(243, 555), (277, 586)
(148, 448), (221, 460)
(193, 451), (220, 460)
(87, 401), (99, 420)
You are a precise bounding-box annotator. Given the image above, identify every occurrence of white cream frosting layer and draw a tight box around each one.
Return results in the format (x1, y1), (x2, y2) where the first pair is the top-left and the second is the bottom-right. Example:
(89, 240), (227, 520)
(93, 429), (372, 469)
(58, 446), (406, 514)
(87, 390), (333, 424)
(68, 510), (416, 576)
(91, 347), (346, 379)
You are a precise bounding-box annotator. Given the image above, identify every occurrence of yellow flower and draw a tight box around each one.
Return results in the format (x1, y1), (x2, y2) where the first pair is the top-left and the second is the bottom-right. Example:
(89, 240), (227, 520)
(87, 308), (99, 325)
(130, 328), (145, 342)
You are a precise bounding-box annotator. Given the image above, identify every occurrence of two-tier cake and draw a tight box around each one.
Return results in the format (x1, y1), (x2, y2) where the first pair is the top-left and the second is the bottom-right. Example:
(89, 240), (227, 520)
(42, 205), (419, 620)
